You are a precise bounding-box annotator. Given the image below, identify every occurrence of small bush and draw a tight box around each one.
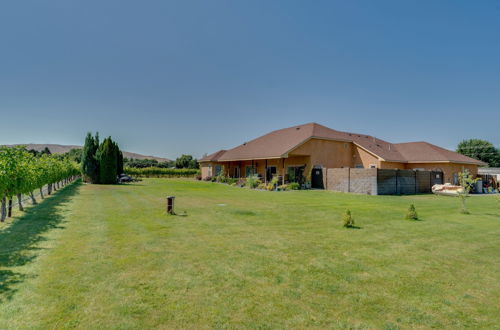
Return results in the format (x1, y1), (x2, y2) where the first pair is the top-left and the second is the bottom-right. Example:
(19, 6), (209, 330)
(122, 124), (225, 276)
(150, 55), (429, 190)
(269, 175), (280, 189)
(245, 175), (261, 189)
(195, 174), (202, 181)
(227, 178), (238, 185)
(289, 182), (300, 190)
(257, 183), (267, 190)
(343, 209), (355, 228)
(203, 176), (212, 181)
(405, 204), (418, 220)
(216, 174), (227, 183)
(277, 184), (289, 191)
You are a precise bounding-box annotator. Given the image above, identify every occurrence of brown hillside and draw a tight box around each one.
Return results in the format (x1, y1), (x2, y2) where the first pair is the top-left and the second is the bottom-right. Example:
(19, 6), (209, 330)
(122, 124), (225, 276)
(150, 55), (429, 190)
(5, 144), (171, 162)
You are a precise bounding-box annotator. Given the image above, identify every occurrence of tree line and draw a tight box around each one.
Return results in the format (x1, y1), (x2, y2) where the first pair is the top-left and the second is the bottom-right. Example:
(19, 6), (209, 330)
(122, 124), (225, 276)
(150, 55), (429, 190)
(124, 154), (199, 169)
(0, 146), (80, 222)
(81, 133), (124, 184)
(457, 139), (500, 167)
(124, 167), (199, 178)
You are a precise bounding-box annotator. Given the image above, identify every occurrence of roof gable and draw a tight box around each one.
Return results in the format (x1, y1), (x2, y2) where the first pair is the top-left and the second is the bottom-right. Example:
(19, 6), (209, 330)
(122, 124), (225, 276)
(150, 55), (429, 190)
(394, 142), (486, 165)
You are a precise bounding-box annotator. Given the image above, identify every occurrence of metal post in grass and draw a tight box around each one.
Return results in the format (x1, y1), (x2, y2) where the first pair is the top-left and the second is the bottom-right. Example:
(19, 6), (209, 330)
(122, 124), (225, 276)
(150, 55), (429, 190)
(166, 196), (175, 215)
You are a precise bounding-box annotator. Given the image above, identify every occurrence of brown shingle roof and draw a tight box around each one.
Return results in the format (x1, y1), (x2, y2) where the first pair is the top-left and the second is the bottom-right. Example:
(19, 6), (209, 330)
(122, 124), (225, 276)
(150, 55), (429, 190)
(394, 142), (486, 165)
(204, 123), (485, 165)
(199, 149), (227, 162)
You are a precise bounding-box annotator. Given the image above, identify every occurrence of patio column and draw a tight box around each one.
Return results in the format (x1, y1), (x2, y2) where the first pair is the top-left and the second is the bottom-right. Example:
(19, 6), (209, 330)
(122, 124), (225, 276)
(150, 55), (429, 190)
(265, 159), (268, 183)
(282, 158), (285, 185)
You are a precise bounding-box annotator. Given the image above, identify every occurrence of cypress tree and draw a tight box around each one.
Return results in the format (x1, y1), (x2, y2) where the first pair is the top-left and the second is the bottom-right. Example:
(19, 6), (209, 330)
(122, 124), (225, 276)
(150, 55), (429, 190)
(117, 149), (124, 175)
(81, 132), (100, 183)
(98, 137), (118, 184)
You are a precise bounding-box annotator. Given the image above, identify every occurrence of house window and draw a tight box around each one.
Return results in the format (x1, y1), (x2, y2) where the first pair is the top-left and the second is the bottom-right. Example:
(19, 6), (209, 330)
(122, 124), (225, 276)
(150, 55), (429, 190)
(355, 164), (364, 168)
(287, 166), (305, 183)
(266, 166), (277, 181)
(245, 165), (255, 177)
(369, 164), (377, 169)
(215, 165), (222, 176)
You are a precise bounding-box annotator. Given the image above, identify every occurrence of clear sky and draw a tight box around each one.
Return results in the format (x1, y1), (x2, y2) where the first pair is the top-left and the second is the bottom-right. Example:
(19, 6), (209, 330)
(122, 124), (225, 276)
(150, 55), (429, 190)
(1, 0), (499, 159)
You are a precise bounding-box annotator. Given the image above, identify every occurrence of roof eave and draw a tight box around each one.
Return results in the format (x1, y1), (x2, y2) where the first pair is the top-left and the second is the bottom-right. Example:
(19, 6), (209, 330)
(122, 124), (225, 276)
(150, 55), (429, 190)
(217, 156), (283, 162)
(405, 160), (486, 165)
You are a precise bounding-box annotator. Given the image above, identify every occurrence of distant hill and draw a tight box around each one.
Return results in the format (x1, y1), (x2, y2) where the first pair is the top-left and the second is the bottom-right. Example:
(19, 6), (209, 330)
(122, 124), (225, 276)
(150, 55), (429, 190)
(5, 144), (171, 162)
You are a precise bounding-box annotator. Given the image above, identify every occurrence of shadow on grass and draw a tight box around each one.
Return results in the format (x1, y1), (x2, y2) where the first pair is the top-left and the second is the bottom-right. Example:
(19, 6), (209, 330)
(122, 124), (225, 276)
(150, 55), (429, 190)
(345, 226), (362, 229)
(0, 181), (81, 303)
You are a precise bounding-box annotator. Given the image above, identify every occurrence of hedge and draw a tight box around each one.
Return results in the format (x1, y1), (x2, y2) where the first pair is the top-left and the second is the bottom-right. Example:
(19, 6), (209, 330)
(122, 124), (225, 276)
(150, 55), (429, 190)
(124, 167), (200, 178)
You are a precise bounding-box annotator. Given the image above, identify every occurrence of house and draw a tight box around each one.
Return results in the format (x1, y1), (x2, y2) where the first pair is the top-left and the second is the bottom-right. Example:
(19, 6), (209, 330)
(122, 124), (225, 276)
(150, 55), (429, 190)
(199, 123), (485, 188)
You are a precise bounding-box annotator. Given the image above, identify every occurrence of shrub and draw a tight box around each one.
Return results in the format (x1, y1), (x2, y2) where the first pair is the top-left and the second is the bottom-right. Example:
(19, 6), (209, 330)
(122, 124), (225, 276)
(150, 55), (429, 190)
(405, 204), (418, 220)
(216, 174), (227, 183)
(277, 184), (289, 191)
(245, 175), (261, 189)
(457, 169), (479, 214)
(270, 175), (279, 188)
(343, 209), (355, 228)
(289, 182), (300, 190)
(227, 178), (238, 185)
(97, 137), (119, 184)
(257, 183), (267, 190)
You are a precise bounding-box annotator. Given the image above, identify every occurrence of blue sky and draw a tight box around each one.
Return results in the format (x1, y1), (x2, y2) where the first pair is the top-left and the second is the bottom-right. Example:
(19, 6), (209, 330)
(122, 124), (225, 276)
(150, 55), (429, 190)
(1, 0), (499, 159)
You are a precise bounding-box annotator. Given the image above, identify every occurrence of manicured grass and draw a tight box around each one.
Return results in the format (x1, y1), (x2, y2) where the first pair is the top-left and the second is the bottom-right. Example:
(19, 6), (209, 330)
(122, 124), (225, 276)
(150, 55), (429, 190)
(0, 179), (499, 329)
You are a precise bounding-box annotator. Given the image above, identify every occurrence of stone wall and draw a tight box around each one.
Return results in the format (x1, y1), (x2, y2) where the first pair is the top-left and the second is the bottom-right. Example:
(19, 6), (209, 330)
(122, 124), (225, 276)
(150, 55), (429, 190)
(325, 168), (377, 195)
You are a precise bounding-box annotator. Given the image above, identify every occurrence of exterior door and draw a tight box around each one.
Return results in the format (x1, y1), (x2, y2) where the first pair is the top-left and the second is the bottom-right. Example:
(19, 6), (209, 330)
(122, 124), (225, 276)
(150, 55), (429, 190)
(311, 167), (324, 189)
(431, 171), (444, 186)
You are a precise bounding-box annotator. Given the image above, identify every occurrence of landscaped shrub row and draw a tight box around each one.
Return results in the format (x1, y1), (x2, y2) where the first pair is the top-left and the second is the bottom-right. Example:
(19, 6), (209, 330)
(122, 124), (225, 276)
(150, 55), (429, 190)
(124, 167), (200, 178)
(204, 174), (301, 191)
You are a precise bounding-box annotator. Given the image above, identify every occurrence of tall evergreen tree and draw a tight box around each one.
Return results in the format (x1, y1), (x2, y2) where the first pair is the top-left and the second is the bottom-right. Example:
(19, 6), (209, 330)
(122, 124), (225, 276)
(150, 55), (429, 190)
(117, 149), (124, 175)
(98, 137), (118, 184)
(81, 132), (100, 183)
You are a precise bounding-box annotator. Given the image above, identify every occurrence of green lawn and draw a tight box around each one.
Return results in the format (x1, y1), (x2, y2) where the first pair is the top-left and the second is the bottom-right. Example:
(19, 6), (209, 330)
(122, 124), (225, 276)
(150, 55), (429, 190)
(0, 179), (499, 329)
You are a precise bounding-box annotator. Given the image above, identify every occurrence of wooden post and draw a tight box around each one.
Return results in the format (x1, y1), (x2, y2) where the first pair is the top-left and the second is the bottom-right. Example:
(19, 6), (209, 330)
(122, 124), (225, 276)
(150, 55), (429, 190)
(282, 158), (285, 185)
(8, 199), (12, 217)
(265, 159), (268, 183)
(166, 196), (175, 215)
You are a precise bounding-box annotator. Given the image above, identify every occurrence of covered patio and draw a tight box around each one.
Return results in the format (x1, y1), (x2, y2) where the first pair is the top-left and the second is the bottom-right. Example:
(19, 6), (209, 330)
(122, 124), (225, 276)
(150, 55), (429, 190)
(213, 156), (310, 185)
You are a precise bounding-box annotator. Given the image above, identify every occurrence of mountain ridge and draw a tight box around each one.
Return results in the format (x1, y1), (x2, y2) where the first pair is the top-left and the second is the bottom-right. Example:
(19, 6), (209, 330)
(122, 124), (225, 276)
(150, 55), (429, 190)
(4, 144), (171, 162)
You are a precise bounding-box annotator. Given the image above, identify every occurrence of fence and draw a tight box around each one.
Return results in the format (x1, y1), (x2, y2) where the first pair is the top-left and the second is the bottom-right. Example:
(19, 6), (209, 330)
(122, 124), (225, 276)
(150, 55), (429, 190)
(325, 168), (443, 195)
(377, 169), (443, 195)
(325, 168), (378, 195)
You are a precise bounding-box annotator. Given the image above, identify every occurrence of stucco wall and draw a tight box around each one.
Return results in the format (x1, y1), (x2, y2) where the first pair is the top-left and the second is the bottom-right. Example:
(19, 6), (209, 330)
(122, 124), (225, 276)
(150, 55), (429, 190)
(352, 146), (379, 168)
(379, 161), (406, 170)
(200, 162), (213, 179)
(405, 163), (478, 184)
(289, 139), (353, 180)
